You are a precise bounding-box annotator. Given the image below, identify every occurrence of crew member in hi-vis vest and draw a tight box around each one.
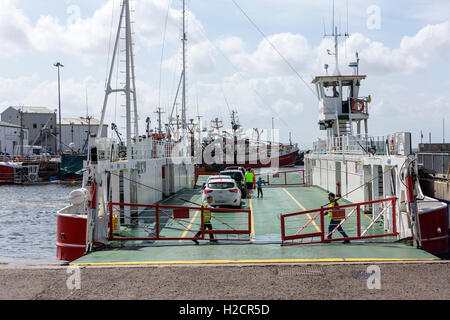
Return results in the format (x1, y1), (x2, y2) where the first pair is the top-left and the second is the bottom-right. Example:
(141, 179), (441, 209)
(193, 195), (218, 244)
(326, 193), (350, 243)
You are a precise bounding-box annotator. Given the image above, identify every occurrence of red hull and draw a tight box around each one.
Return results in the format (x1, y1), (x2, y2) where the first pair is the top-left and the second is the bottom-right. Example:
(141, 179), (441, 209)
(0, 165), (15, 183)
(419, 207), (449, 255)
(196, 149), (299, 174)
(56, 214), (87, 261)
(239, 149), (299, 169)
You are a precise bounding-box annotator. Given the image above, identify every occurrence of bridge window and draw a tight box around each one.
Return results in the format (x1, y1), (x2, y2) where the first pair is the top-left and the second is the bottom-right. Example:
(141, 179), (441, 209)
(323, 81), (340, 98)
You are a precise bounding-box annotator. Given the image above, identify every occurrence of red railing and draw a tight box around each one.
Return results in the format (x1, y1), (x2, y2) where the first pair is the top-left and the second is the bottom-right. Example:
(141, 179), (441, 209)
(108, 202), (252, 242)
(256, 169), (305, 186)
(280, 197), (397, 246)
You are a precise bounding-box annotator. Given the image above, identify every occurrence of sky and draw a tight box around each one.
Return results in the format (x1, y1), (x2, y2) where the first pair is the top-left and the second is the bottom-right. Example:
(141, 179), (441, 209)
(0, 0), (449, 149)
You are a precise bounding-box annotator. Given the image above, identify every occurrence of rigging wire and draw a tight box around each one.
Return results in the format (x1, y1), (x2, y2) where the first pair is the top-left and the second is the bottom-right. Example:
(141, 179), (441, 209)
(167, 0), (187, 130)
(188, 6), (312, 145)
(222, 88), (233, 118)
(188, 7), (309, 147)
(158, 0), (173, 111)
(104, 0), (117, 89)
(184, 0), (191, 123)
(229, 0), (318, 100)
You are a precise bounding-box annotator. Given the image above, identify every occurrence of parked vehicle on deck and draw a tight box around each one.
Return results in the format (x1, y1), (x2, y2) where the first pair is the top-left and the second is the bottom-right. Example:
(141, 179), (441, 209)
(220, 169), (247, 198)
(202, 178), (242, 208)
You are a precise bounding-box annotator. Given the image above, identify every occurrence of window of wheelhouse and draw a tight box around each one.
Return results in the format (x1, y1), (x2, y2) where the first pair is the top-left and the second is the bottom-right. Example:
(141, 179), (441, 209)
(341, 80), (354, 114)
(323, 81), (340, 98)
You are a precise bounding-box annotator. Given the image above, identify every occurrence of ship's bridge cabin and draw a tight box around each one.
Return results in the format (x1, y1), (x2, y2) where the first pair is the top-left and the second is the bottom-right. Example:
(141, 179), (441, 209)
(313, 75), (370, 137)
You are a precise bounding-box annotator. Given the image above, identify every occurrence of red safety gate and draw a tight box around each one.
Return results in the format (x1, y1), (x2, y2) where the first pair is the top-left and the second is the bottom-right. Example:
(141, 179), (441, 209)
(108, 202), (252, 242)
(256, 169), (305, 186)
(280, 197), (398, 246)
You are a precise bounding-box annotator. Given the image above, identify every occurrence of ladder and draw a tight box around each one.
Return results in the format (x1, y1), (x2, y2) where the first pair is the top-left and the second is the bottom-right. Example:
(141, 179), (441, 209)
(14, 171), (22, 184)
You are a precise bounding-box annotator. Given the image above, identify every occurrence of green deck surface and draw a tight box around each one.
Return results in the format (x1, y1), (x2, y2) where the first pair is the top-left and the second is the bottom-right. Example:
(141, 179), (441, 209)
(72, 185), (439, 266)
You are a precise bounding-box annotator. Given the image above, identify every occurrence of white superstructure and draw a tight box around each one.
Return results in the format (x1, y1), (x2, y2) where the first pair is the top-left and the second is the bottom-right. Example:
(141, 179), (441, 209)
(57, 0), (194, 252)
(305, 20), (448, 250)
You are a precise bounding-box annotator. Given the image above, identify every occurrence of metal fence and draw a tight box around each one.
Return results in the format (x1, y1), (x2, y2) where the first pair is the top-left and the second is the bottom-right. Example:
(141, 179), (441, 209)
(417, 153), (450, 176)
(108, 202), (252, 242)
(313, 133), (411, 156)
(255, 169), (305, 186)
(280, 197), (397, 246)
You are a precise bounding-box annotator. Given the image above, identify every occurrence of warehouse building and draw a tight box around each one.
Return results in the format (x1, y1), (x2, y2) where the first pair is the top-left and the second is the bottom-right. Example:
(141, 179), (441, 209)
(58, 118), (108, 153)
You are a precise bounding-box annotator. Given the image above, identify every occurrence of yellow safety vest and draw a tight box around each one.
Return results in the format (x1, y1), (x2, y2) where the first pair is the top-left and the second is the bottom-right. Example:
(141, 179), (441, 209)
(328, 201), (339, 221)
(202, 203), (212, 223)
(245, 172), (254, 183)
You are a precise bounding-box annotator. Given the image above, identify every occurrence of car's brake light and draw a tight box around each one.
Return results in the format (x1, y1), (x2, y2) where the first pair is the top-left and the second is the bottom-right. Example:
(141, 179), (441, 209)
(229, 189), (238, 193)
(204, 190), (213, 194)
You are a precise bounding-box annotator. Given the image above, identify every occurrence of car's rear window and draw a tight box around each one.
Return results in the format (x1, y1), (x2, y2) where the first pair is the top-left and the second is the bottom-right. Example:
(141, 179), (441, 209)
(220, 172), (243, 181)
(208, 182), (235, 189)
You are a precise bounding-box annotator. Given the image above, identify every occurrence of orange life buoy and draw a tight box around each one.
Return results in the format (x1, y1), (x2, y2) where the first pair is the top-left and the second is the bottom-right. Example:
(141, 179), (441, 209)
(351, 100), (365, 113)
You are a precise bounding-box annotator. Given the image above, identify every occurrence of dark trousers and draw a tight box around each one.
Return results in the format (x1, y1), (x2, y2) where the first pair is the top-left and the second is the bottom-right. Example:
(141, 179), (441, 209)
(257, 187), (263, 198)
(327, 220), (349, 239)
(195, 222), (215, 240)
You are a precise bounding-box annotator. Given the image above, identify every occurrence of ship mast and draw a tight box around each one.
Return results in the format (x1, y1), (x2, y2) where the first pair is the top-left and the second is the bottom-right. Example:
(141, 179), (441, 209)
(97, 0), (139, 160)
(181, 0), (187, 132)
(211, 118), (224, 136)
(155, 107), (165, 135)
(167, 0), (187, 142)
(324, 0), (348, 76)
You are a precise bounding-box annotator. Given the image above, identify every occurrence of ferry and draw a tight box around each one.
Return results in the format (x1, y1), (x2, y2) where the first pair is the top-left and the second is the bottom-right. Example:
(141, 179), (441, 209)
(56, 0), (448, 265)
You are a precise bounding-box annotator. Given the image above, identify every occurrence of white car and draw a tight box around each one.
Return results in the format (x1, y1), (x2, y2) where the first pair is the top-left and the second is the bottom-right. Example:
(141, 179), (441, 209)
(206, 175), (233, 183)
(202, 178), (242, 208)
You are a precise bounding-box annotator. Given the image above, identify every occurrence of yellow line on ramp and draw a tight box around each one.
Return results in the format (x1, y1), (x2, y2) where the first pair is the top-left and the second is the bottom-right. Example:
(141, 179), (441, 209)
(282, 188), (321, 232)
(179, 210), (200, 242)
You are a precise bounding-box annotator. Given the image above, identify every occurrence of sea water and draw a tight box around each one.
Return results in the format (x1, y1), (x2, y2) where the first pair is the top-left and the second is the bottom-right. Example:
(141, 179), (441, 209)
(0, 184), (77, 265)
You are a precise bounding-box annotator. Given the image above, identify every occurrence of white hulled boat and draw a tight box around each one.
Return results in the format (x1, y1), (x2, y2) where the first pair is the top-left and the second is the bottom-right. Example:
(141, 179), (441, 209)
(305, 23), (448, 255)
(56, 0), (194, 261)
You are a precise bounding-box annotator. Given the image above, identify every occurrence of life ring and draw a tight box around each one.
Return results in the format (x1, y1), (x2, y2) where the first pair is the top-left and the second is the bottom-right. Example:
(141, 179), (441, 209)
(351, 100), (365, 113)
(28, 172), (38, 182)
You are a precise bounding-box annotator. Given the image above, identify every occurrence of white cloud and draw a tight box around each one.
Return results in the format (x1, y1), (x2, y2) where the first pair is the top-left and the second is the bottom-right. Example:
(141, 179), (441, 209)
(0, 74), (104, 117)
(343, 22), (450, 75)
(216, 36), (246, 56)
(0, 1), (449, 146)
(0, 0), (205, 58)
(0, 0), (33, 54)
(229, 32), (312, 76)
(222, 20), (450, 79)
(163, 39), (217, 75)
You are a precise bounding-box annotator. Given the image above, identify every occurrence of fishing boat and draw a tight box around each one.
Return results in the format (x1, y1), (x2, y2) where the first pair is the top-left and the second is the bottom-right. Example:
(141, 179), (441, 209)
(195, 111), (299, 175)
(0, 161), (40, 184)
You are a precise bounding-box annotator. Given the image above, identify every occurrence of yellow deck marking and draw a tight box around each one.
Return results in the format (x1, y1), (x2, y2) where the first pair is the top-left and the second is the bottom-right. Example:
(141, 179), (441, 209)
(249, 199), (255, 242)
(282, 188), (321, 232)
(71, 258), (344, 266)
(71, 257), (438, 267)
(344, 258), (438, 262)
(179, 210), (200, 242)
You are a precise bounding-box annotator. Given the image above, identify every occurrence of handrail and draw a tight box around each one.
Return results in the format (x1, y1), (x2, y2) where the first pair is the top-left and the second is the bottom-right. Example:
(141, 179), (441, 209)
(255, 169), (305, 186)
(108, 202), (251, 242)
(280, 197), (398, 245)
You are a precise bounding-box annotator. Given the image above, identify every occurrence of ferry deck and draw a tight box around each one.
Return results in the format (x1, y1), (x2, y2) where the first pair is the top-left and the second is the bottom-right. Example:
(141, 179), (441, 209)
(71, 174), (439, 266)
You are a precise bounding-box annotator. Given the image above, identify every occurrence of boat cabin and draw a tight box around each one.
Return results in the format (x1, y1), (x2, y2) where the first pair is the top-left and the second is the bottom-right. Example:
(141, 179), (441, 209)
(312, 75), (370, 136)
